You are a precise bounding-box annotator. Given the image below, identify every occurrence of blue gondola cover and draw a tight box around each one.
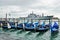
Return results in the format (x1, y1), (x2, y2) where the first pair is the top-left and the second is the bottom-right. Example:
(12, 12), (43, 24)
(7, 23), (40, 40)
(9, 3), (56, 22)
(51, 22), (59, 32)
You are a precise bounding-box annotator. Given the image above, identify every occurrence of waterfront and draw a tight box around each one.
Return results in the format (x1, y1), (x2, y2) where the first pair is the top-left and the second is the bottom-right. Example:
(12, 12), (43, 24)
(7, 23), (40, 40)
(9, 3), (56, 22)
(0, 0), (60, 40)
(0, 26), (60, 40)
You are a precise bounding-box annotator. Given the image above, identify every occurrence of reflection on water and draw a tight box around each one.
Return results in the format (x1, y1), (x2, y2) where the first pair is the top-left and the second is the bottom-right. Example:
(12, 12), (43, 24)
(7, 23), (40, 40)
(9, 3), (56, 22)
(9, 29), (17, 32)
(0, 28), (59, 40)
(17, 29), (26, 34)
(36, 31), (48, 37)
(50, 31), (59, 40)
(26, 31), (32, 35)
(25, 31), (36, 35)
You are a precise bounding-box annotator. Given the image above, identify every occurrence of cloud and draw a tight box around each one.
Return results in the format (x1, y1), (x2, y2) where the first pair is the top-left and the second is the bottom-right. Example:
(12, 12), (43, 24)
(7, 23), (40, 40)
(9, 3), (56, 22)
(0, 0), (60, 18)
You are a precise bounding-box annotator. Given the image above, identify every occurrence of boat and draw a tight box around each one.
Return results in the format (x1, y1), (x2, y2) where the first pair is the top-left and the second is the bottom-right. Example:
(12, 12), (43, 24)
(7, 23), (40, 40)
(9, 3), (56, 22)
(17, 23), (23, 29)
(51, 22), (59, 32)
(2, 22), (11, 29)
(36, 21), (50, 31)
(9, 22), (16, 29)
(24, 22), (34, 31)
(2, 26), (8, 29)
(33, 22), (39, 30)
(2, 21), (8, 29)
(7, 23), (11, 29)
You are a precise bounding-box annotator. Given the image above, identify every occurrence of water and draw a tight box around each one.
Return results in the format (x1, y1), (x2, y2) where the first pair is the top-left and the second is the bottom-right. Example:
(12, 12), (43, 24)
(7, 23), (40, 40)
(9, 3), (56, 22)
(0, 28), (60, 40)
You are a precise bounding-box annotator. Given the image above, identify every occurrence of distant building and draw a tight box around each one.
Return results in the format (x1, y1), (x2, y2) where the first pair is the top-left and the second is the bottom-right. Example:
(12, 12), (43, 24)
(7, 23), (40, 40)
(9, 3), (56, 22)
(0, 13), (59, 23)
(18, 13), (53, 23)
(0, 18), (18, 22)
(19, 13), (53, 19)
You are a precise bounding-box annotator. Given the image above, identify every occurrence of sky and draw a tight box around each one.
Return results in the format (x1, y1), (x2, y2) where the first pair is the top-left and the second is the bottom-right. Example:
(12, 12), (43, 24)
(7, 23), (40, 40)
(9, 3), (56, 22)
(0, 0), (60, 18)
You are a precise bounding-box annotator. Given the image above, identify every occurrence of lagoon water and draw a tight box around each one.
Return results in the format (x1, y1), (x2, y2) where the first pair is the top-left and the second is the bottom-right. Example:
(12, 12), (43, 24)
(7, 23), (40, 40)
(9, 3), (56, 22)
(0, 28), (60, 40)
(0, 21), (60, 40)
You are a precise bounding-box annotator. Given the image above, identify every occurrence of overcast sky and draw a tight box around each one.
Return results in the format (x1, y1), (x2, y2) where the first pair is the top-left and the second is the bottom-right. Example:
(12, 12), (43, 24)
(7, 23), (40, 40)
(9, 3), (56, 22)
(0, 0), (60, 18)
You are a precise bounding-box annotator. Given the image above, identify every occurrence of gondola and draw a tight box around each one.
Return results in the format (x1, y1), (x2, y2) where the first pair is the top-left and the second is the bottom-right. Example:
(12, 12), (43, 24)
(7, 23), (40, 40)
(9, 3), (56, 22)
(51, 22), (59, 32)
(24, 22), (35, 31)
(2, 22), (11, 29)
(2, 21), (8, 29)
(36, 21), (50, 31)
(17, 23), (23, 29)
(9, 22), (16, 29)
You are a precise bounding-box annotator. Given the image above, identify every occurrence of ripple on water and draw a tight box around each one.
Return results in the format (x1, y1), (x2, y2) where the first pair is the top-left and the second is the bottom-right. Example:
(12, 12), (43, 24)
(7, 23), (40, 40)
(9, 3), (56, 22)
(0, 28), (60, 40)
